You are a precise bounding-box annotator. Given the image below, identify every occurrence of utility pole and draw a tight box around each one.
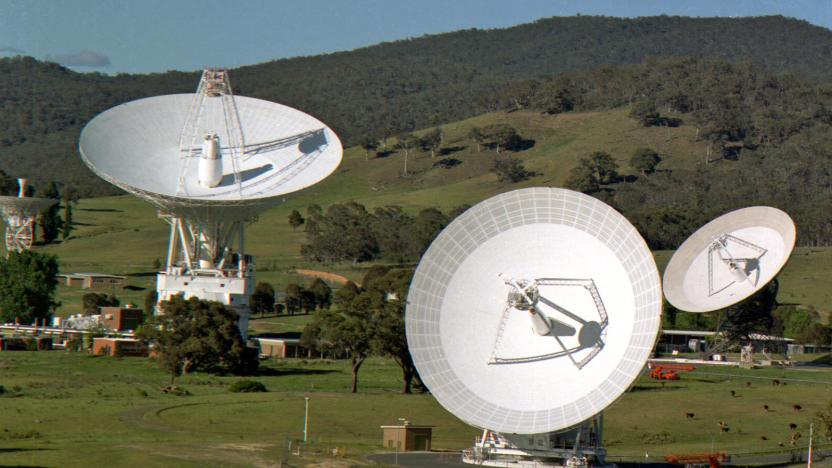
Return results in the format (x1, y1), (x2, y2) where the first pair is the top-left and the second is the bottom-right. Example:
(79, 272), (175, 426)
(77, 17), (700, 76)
(304, 397), (310, 444)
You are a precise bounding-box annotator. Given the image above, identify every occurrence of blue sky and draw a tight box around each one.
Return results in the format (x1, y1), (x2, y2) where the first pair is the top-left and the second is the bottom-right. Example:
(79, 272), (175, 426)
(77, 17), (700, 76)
(1, 0), (830, 74)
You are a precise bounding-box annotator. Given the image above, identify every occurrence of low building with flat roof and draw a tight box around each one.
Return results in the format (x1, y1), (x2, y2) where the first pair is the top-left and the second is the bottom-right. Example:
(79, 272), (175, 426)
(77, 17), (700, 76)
(252, 332), (320, 359)
(58, 273), (126, 289)
(99, 306), (143, 331)
(380, 422), (433, 452)
(93, 337), (148, 357)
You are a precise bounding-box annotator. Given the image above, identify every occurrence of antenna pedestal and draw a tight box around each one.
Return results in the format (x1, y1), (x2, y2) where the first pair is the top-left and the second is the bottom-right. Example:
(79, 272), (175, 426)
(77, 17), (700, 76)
(156, 212), (254, 337)
(464, 416), (609, 467)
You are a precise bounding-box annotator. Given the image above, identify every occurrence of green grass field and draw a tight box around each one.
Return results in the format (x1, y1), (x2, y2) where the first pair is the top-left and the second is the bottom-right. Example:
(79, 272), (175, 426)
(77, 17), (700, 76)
(0, 349), (830, 467)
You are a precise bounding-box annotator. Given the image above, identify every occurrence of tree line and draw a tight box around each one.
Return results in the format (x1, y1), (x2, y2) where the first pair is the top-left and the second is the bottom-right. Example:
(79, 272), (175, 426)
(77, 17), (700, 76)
(297, 202), (468, 263)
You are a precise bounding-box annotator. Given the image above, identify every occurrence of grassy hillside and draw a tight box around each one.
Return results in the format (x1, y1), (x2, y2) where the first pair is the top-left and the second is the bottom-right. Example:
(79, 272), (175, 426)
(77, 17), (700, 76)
(3, 15), (832, 195)
(36, 108), (832, 317)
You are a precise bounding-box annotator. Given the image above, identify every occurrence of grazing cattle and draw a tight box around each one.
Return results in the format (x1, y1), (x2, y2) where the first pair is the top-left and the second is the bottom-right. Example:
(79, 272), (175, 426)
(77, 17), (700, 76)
(761, 436), (768, 440)
(789, 423), (798, 430)
(790, 432), (802, 447)
(730, 390), (736, 397)
(772, 379), (781, 386)
(719, 421), (729, 433)
(746, 381), (752, 388)
(685, 412), (695, 420)
(793, 404), (802, 412)
(763, 405), (770, 411)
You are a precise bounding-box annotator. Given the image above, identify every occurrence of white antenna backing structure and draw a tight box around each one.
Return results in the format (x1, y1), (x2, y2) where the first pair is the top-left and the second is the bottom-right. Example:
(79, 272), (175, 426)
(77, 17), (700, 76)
(79, 68), (342, 335)
(0, 179), (57, 254)
(406, 187), (662, 436)
(663, 206), (795, 313)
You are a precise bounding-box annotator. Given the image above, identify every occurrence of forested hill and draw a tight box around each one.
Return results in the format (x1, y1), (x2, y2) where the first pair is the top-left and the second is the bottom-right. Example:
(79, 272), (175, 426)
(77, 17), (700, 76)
(2, 15), (832, 196)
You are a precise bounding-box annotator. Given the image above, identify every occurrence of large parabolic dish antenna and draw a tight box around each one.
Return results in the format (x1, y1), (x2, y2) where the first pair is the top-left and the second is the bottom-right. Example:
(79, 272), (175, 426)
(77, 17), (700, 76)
(79, 86), (341, 220)
(79, 69), (342, 335)
(406, 187), (662, 435)
(663, 206), (796, 313)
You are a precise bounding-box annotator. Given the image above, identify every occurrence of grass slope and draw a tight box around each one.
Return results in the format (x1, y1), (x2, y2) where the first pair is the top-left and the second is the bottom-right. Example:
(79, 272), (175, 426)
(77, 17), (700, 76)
(35, 108), (830, 317)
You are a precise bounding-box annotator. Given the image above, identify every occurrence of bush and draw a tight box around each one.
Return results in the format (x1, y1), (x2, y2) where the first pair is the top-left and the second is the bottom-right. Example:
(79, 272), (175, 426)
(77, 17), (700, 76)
(228, 380), (267, 393)
(0, 385), (6, 394)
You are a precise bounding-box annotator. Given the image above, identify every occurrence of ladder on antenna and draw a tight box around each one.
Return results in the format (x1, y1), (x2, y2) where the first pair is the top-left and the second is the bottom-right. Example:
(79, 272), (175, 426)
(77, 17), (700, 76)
(177, 68), (246, 197)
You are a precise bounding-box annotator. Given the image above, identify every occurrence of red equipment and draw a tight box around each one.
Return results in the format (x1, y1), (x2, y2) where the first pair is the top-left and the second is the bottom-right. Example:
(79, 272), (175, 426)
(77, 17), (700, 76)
(665, 452), (728, 467)
(648, 363), (696, 380)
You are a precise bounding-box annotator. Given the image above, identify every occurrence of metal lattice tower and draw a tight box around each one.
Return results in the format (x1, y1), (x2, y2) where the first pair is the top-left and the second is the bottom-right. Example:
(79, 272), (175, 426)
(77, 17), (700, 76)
(177, 68), (245, 197)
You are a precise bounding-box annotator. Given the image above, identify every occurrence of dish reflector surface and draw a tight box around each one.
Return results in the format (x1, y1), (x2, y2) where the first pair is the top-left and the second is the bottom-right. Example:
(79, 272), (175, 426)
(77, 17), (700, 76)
(79, 94), (342, 210)
(0, 197), (56, 213)
(406, 187), (661, 434)
(663, 206), (795, 313)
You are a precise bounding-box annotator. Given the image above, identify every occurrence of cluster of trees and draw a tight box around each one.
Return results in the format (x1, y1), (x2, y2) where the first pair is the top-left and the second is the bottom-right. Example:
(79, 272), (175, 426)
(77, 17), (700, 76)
(299, 202), (465, 263)
(137, 296), (258, 383)
(250, 279), (334, 316)
(0, 251), (59, 324)
(284, 279), (332, 314)
(81, 292), (120, 315)
(301, 267), (421, 393)
(467, 124), (526, 153)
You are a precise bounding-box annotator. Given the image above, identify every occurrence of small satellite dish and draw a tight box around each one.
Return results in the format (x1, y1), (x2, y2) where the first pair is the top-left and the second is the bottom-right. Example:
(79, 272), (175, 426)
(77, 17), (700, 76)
(0, 179), (57, 253)
(663, 206), (795, 313)
(406, 187), (662, 435)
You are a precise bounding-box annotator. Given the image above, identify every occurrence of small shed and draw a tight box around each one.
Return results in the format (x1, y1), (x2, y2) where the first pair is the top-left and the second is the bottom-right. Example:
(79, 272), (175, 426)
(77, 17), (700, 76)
(380, 422), (433, 451)
(253, 332), (319, 359)
(93, 338), (148, 357)
(99, 306), (144, 331)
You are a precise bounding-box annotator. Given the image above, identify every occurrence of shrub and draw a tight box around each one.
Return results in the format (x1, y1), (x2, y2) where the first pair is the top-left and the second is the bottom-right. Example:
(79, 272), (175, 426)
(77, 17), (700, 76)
(229, 380), (267, 393)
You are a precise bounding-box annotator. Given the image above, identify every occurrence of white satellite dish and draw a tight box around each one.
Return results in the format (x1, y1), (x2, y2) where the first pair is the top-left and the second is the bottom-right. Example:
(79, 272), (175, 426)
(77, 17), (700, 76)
(0, 179), (57, 254)
(663, 206), (795, 313)
(406, 187), (662, 435)
(79, 69), (342, 335)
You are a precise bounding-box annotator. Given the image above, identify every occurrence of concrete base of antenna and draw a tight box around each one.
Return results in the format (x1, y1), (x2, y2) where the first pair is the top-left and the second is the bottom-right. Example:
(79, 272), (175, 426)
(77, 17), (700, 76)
(464, 420), (611, 468)
(156, 260), (255, 338)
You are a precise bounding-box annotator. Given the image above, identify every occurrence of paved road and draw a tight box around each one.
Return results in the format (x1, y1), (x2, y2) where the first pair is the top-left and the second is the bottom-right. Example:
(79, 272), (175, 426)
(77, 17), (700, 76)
(367, 451), (469, 467)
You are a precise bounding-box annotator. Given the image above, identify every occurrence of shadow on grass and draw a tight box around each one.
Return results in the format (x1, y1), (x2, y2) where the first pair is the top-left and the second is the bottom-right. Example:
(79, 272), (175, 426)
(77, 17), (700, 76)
(257, 367), (339, 377)
(439, 145), (466, 156)
(0, 448), (53, 454)
(433, 158), (462, 169)
(78, 208), (123, 213)
(128, 271), (159, 278)
(0, 447), (52, 467)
